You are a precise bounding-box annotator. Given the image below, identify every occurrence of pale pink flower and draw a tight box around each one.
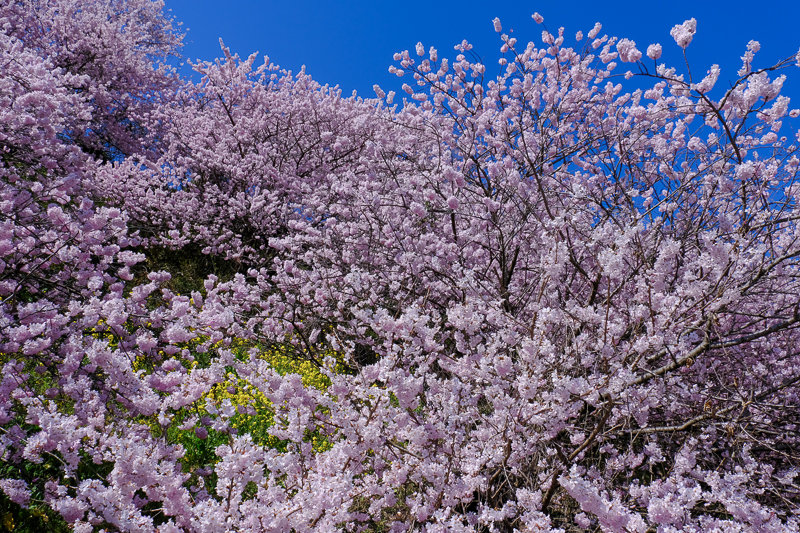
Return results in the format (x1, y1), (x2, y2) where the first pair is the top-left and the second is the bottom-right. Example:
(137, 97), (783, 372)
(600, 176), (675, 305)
(670, 18), (697, 49)
(616, 39), (642, 63)
(493, 17), (502, 33)
(647, 43), (662, 60)
(0, 479), (30, 507)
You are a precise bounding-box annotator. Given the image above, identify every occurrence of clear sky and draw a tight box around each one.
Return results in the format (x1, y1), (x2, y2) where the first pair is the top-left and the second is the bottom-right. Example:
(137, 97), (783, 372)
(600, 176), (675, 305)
(165, 0), (800, 103)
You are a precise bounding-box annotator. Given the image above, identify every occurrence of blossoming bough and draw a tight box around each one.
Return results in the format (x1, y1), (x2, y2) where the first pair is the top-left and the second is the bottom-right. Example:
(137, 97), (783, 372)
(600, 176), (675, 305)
(2, 1), (800, 530)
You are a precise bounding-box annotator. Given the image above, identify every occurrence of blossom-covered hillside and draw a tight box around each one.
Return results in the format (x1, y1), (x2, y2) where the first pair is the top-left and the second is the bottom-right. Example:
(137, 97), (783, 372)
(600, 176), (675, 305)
(2, 1), (800, 531)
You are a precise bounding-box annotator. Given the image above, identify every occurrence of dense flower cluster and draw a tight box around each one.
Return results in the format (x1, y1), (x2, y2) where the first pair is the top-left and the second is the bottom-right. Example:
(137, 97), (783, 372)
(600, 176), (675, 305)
(2, 1), (800, 531)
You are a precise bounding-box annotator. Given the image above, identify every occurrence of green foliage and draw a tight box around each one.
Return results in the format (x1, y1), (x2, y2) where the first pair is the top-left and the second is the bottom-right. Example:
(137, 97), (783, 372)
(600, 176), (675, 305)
(131, 245), (247, 296)
(155, 340), (339, 486)
(0, 461), (70, 533)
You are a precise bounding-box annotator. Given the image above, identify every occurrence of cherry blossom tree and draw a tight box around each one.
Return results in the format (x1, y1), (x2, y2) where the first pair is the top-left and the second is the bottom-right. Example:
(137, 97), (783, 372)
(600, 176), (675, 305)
(3, 1), (800, 531)
(3, 0), (182, 160)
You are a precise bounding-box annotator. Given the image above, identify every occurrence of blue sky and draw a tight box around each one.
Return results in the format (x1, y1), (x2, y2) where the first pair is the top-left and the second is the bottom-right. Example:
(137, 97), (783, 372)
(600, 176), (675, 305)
(166, 0), (800, 103)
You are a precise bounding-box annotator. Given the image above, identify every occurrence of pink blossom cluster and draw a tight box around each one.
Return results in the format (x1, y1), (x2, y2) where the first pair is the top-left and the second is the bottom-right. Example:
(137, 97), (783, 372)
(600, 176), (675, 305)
(2, 2), (800, 531)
